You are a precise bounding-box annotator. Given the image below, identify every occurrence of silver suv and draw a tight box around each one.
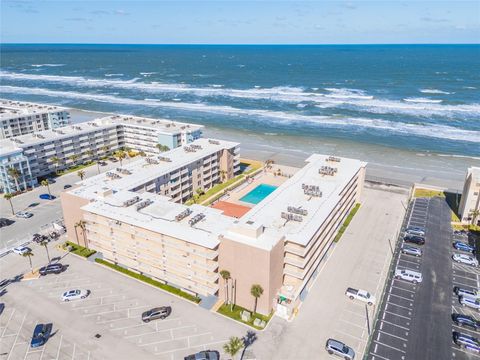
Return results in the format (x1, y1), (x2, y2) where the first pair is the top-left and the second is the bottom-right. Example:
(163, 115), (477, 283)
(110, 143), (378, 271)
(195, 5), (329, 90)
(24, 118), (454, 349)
(401, 245), (422, 257)
(325, 338), (355, 359)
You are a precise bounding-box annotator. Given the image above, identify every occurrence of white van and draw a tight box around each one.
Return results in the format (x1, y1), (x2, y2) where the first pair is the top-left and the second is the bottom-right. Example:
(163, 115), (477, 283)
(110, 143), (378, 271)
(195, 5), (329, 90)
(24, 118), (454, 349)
(394, 269), (423, 284)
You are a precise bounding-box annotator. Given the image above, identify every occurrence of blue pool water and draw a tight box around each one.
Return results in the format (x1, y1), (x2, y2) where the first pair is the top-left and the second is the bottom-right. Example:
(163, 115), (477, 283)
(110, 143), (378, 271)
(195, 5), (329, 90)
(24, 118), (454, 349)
(240, 184), (278, 204)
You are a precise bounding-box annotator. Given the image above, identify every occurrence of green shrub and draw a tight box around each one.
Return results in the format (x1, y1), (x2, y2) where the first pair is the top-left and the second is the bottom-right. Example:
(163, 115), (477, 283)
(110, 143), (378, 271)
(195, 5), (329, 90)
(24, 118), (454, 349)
(334, 203), (361, 243)
(64, 241), (96, 258)
(217, 303), (272, 330)
(94, 258), (201, 303)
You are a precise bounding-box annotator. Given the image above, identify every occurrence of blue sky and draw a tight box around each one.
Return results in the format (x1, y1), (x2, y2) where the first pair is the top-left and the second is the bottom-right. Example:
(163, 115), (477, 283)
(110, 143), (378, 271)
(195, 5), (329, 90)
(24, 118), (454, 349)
(1, 1), (479, 44)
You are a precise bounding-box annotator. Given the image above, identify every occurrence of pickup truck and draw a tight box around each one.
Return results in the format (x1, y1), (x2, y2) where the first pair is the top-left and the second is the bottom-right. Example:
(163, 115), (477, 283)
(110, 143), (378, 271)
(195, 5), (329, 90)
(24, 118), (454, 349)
(345, 287), (376, 306)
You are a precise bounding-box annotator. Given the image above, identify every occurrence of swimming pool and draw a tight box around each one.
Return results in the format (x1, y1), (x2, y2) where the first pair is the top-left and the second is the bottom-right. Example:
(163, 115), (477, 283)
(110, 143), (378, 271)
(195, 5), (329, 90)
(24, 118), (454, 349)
(240, 184), (278, 204)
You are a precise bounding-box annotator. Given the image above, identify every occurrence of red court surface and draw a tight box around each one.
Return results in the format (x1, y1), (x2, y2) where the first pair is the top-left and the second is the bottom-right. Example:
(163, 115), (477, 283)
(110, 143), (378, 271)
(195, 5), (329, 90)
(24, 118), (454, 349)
(211, 201), (252, 218)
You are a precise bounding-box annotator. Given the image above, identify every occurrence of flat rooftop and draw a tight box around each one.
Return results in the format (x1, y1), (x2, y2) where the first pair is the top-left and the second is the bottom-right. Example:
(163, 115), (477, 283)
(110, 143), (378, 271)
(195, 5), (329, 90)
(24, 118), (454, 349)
(226, 154), (366, 248)
(70, 138), (239, 200)
(82, 190), (235, 249)
(0, 99), (68, 120)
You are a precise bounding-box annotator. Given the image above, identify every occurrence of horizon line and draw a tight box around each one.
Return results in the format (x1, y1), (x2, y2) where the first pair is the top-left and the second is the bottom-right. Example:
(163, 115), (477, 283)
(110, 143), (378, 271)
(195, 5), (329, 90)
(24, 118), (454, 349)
(2, 42), (479, 46)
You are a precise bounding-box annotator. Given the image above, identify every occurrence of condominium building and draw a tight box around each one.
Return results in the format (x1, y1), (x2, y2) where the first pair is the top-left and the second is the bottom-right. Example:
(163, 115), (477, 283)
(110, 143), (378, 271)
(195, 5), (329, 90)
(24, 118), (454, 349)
(0, 115), (203, 193)
(0, 100), (70, 139)
(62, 145), (366, 318)
(458, 167), (480, 225)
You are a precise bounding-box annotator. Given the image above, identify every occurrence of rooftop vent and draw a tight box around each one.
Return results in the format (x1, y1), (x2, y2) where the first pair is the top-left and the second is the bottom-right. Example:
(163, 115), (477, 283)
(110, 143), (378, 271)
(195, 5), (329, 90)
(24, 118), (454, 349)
(158, 156), (172, 162)
(188, 213), (205, 226)
(175, 208), (192, 222)
(123, 196), (140, 207)
(72, 125), (82, 131)
(190, 144), (202, 150)
(287, 206), (308, 216)
(208, 139), (220, 145)
(35, 134), (45, 139)
(327, 156), (341, 162)
(136, 199), (153, 211)
(106, 171), (121, 179)
(302, 184), (322, 197)
(319, 166), (337, 176)
(184, 146), (196, 153)
(12, 138), (24, 144)
(281, 212), (303, 222)
(116, 168), (132, 175)
(145, 157), (159, 165)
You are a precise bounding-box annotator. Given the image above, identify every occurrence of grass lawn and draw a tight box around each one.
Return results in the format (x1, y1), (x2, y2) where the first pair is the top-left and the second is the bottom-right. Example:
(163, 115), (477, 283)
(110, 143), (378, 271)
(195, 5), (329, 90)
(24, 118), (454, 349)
(217, 303), (272, 330)
(56, 161), (96, 176)
(414, 188), (445, 198)
(334, 203), (361, 243)
(95, 258), (201, 303)
(64, 241), (97, 258)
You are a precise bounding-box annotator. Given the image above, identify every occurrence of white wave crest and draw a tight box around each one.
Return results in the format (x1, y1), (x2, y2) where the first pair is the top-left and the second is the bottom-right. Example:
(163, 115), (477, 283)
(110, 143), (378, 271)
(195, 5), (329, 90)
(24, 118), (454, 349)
(2, 85), (479, 144)
(105, 73), (124, 77)
(140, 72), (157, 76)
(420, 89), (451, 95)
(404, 97), (443, 104)
(31, 64), (65, 67)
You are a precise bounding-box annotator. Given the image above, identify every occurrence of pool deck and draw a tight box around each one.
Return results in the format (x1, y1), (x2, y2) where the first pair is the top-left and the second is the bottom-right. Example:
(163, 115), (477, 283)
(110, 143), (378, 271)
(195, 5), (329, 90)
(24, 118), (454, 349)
(217, 163), (300, 208)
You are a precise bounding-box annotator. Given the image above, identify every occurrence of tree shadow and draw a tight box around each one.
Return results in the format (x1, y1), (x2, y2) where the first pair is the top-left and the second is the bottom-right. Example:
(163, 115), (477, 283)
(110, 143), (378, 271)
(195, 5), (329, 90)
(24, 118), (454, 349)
(240, 330), (257, 360)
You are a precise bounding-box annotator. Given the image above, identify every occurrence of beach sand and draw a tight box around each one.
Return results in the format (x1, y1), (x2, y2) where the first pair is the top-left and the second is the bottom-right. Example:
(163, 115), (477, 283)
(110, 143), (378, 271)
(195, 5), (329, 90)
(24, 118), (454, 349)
(69, 108), (478, 190)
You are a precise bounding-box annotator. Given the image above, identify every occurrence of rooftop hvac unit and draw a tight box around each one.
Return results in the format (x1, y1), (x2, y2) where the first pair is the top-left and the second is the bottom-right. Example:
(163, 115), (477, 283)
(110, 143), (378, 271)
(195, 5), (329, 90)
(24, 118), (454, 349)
(208, 139), (220, 145)
(145, 157), (159, 165)
(188, 213), (205, 226)
(136, 199), (153, 211)
(190, 144), (202, 150)
(123, 196), (140, 207)
(281, 212), (303, 222)
(319, 166), (338, 176)
(106, 171), (121, 179)
(158, 156), (172, 162)
(287, 206), (308, 216)
(327, 156), (341, 162)
(175, 208), (193, 222)
(302, 184), (322, 197)
(184, 146), (196, 153)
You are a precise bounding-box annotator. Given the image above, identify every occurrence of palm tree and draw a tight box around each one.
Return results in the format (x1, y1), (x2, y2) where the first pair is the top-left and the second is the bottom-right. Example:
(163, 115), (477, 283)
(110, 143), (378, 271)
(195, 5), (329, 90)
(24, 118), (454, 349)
(4, 193), (15, 215)
(75, 220), (88, 248)
(39, 239), (51, 263)
(250, 284), (264, 314)
(220, 170), (227, 182)
(77, 170), (86, 181)
(114, 150), (126, 167)
(155, 144), (170, 153)
(40, 179), (52, 198)
(220, 269), (231, 305)
(50, 156), (60, 174)
(470, 209), (480, 225)
(101, 145), (110, 157)
(69, 154), (79, 167)
(73, 222), (80, 246)
(138, 151), (146, 157)
(223, 336), (243, 360)
(21, 250), (34, 274)
(7, 167), (21, 192)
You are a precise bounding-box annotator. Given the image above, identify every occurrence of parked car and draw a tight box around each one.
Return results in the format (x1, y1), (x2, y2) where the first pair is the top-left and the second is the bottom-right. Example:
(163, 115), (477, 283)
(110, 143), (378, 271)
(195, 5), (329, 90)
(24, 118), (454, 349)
(63, 184), (72, 189)
(13, 246), (31, 255)
(454, 287), (480, 300)
(61, 289), (90, 302)
(32, 234), (49, 243)
(452, 314), (480, 331)
(453, 331), (480, 349)
(141, 306), (172, 322)
(452, 253), (479, 267)
(325, 338), (355, 359)
(39, 194), (56, 200)
(405, 226), (425, 237)
(460, 296), (480, 311)
(394, 269), (423, 284)
(454, 241), (475, 253)
(0, 303), (4, 315)
(30, 323), (52, 348)
(0, 218), (14, 228)
(345, 288), (376, 306)
(404, 234), (425, 245)
(109, 157), (118, 162)
(0, 279), (9, 288)
(16, 211), (33, 219)
(401, 244), (422, 257)
(184, 350), (220, 360)
(39, 263), (64, 276)
(99, 161), (107, 166)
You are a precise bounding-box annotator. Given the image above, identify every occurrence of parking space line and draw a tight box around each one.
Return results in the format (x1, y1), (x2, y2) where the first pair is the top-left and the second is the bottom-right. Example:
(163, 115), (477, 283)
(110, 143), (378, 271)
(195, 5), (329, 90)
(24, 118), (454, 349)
(55, 334), (63, 360)
(391, 285), (416, 294)
(388, 293), (413, 302)
(373, 340), (406, 354)
(452, 273), (477, 282)
(398, 258), (421, 266)
(369, 352), (390, 360)
(384, 310), (411, 320)
(380, 319), (409, 331)
(1, 308), (16, 337)
(6, 312), (27, 360)
(139, 331), (210, 348)
(385, 301), (412, 311)
(379, 330), (408, 342)
(452, 346), (480, 359)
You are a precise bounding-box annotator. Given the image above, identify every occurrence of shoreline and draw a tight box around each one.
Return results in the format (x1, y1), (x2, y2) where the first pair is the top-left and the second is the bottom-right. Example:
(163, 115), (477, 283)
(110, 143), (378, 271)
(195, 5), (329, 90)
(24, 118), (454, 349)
(69, 107), (472, 190)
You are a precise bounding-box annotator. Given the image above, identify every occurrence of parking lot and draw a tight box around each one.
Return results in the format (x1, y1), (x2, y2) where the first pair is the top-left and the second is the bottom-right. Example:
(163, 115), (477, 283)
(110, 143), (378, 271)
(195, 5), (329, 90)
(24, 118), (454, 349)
(0, 245), (247, 360)
(368, 195), (475, 360)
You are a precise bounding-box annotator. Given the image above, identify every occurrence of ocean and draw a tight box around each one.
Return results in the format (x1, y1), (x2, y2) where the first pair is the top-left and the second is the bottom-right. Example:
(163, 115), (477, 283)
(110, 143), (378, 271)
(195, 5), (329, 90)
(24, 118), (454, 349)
(1, 44), (479, 186)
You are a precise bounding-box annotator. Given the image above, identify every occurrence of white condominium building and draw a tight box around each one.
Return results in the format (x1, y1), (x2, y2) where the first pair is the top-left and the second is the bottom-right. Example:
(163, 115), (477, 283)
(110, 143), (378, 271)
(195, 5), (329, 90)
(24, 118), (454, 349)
(459, 167), (480, 225)
(0, 100), (70, 139)
(0, 114), (204, 193)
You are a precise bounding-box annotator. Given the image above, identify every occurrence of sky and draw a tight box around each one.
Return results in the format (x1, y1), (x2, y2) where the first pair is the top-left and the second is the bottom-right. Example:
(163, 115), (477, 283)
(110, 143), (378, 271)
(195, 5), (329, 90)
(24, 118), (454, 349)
(1, 1), (479, 44)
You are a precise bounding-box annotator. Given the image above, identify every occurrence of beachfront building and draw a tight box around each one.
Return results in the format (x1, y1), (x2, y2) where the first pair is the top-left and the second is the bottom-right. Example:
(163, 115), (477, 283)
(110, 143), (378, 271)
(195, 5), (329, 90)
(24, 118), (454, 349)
(458, 167), (480, 225)
(61, 143), (366, 318)
(0, 100), (70, 139)
(0, 115), (203, 193)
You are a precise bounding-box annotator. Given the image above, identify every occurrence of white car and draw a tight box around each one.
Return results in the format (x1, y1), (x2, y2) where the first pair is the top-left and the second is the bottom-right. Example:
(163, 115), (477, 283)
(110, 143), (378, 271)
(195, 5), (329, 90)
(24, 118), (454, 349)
(61, 289), (90, 302)
(345, 288), (376, 306)
(13, 246), (31, 255)
(394, 269), (423, 284)
(16, 211), (33, 219)
(453, 253), (479, 267)
(460, 296), (480, 311)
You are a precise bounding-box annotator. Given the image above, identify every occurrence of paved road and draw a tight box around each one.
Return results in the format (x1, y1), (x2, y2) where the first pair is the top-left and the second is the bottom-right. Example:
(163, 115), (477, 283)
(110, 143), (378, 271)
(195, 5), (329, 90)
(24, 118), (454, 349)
(0, 157), (137, 251)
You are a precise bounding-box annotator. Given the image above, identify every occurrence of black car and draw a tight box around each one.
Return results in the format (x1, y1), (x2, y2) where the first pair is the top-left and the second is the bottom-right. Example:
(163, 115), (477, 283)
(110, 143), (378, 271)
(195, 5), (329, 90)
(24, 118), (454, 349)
(0, 218), (14, 228)
(33, 234), (49, 243)
(30, 323), (52, 348)
(0, 303), (4, 315)
(141, 306), (172, 322)
(184, 350), (220, 360)
(63, 184), (72, 189)
(404, 234), (425, 245)
(0, 279), (9, 288)
(453, 314), (480, 331)
(39, 263), (64, 276)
